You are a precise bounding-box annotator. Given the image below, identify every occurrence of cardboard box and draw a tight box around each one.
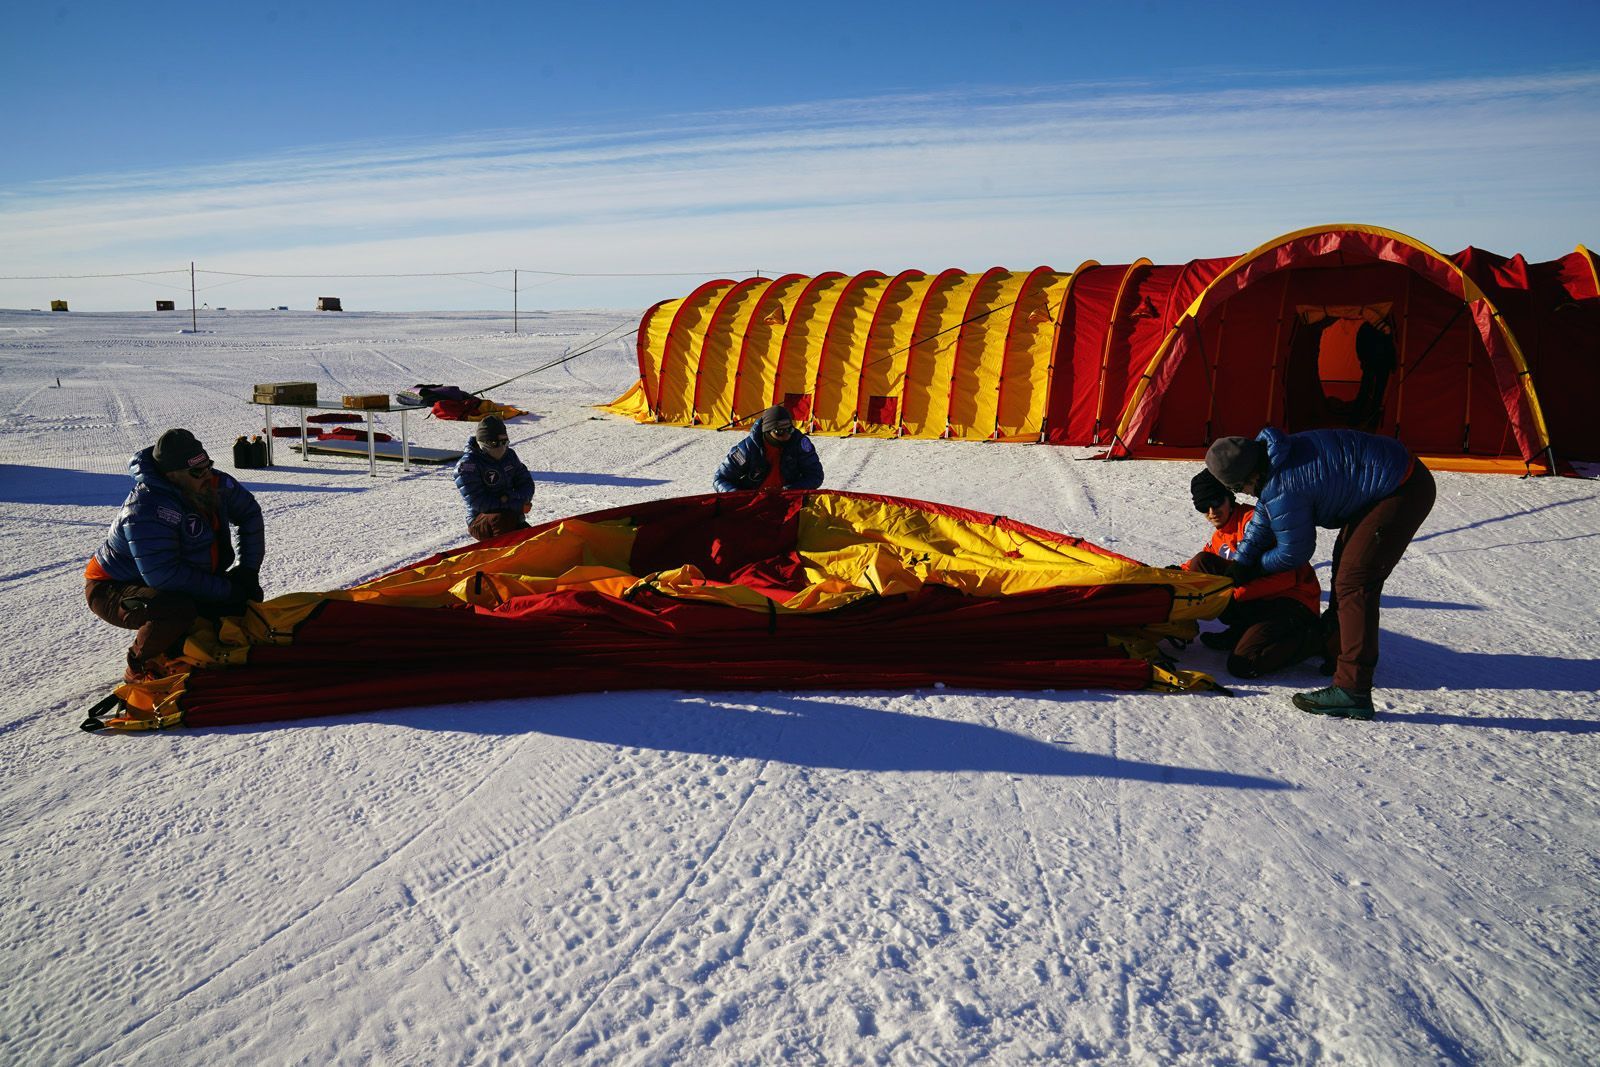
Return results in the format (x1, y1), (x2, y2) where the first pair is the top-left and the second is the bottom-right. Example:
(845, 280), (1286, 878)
(342, 394), (389, 410)
(253, 381), (317, 404)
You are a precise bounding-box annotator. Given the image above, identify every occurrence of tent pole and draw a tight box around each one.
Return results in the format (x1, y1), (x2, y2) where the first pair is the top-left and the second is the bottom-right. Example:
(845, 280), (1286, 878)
(1393, 274), (1413, 438)
(1202, 301), (1230, 444)
(1189, 315), (1215, 446)
(1461, 318), (1474, 453)
(1261, 272), (1293, 427)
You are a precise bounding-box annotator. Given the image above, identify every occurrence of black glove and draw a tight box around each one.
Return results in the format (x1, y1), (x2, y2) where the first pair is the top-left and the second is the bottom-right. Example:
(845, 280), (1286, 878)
(227, 567), (264, 603)
(1223, 560), (1261, 584)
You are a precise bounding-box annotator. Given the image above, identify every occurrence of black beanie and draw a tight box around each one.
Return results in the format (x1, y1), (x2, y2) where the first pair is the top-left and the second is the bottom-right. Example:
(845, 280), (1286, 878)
(153, 428), (209, 473)
(475, 415), (507, 443)
(1190, 468), (1233, 513)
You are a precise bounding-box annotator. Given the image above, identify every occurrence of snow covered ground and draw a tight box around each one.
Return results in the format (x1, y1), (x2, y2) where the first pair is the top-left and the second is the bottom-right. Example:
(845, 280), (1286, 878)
(2, 307), (1597, 1065)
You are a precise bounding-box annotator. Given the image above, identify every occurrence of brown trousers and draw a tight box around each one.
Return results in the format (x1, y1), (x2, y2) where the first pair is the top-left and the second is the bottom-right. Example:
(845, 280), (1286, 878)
(85, 579), (197, 670)
(468, 511), (530, 541)
(1327, 462), (1436, 693)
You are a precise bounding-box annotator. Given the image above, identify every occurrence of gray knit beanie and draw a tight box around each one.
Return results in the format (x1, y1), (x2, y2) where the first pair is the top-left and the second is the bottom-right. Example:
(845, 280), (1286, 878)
(1205, 436), (1266, 491)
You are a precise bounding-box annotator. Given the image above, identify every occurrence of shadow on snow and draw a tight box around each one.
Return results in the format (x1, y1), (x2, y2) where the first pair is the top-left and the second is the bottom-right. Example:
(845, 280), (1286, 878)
(0, 464), (365, 504)
(228, 689), (1293, 790)
(536, 469), (670, 488)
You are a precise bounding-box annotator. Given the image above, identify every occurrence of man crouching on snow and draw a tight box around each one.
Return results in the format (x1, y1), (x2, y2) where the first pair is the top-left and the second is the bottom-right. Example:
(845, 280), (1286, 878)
(1180, 468), (1324, 680)
(454, 415), (535, 540)
(84, 428), (266, 683)
(712, 404), (824, 493)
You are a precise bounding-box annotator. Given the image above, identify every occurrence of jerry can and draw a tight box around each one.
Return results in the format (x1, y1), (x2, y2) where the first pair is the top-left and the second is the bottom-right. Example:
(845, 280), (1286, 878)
(233, 435), (253, 469)
(250, 435), (270, 468)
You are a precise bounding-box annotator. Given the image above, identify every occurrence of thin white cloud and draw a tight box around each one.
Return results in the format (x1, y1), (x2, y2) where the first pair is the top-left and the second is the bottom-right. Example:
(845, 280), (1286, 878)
(3, 71), (1597, 310)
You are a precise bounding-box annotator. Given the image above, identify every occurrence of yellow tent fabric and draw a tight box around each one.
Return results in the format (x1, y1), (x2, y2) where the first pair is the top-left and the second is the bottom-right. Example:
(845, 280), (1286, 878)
(608, 269), (1074, 440)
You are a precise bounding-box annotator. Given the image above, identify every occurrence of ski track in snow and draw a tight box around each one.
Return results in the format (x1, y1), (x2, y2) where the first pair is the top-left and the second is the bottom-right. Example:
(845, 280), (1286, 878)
(2, 309), (1598, 1065)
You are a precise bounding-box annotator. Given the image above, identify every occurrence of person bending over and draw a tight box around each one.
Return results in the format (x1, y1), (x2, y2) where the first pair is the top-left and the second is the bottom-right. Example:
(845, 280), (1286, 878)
(1205, 427), (1434, 720)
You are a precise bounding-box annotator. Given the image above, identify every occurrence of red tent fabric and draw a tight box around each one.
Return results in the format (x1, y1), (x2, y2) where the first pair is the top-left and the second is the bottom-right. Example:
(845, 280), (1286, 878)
(1102, 227), (1596, 468)
(613, 225), (1597, 470)
(101, 491), (1231, 729)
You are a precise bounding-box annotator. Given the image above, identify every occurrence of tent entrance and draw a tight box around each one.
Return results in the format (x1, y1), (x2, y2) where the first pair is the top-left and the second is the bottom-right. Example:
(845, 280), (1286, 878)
(1285, 303), (1397, 433)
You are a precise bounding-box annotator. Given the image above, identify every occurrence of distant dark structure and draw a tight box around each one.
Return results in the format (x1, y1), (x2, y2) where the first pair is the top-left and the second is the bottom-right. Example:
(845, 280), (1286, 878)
(316, 297), (344, 312)
(50, 300), (68, 312)
(156, 300), (175, 311)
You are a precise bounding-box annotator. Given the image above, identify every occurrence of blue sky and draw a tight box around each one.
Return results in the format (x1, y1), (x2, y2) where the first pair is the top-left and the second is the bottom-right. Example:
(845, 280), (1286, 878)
(5, 1), (1599, 310)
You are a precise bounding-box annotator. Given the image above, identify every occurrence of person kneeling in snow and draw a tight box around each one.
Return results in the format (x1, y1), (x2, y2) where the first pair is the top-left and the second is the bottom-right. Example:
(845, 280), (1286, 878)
(85, 428), (266, 683)
(713, 405), (824, 493)
(454, 415), (535, 540)
(1180, 469), (1323, 680)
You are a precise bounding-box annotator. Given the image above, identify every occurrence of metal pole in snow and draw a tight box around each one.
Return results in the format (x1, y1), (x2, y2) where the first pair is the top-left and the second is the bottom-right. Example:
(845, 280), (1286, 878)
(190, 262), (197, 333)
(514, 269), (518, 334)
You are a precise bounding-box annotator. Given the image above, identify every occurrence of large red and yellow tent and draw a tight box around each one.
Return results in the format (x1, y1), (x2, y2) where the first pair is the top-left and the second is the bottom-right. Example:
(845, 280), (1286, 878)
(91, 491), (1233, 731)
(606, 225), (1600, 472)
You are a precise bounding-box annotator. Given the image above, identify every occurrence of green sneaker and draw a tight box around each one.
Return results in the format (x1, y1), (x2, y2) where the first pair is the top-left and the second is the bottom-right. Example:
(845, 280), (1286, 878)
(1292, 685), (1375, 720)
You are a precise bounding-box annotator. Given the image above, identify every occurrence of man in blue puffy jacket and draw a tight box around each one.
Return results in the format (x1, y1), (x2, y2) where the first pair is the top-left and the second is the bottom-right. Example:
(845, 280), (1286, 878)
(85, 428), (266, 682)
(1206, 427), (1435, 720)
(454, 415), (536, 540)
(713, 405), (824, 493)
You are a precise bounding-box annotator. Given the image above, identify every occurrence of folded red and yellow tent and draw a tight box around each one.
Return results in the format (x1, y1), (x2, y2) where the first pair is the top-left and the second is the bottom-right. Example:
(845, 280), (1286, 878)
(95, 491), (1232, 731)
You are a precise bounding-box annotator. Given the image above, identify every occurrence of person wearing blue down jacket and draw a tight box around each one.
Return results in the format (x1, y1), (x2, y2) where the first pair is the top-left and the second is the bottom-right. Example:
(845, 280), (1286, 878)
(454, 415), (536, 540)
(713, 405), (824, 493)
(1205, 427), (1435, 720)
(85, 428), (266, 683)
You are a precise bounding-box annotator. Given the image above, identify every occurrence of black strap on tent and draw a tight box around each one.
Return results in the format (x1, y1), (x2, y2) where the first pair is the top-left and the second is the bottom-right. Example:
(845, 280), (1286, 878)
(1397, 301), (1469, 385)
(1186, 318), (1218, 443)
(79, 692), (124, 732)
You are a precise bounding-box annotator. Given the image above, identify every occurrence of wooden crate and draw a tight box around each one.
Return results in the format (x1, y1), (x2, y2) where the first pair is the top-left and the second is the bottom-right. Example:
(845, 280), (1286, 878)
(252, 381), (317, 404)
(341, 393), (389, 410)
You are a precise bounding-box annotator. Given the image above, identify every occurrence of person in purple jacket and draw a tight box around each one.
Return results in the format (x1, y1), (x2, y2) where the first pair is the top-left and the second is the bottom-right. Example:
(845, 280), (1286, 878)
(85, 428), (266, 682)
(453, 415), (536, 541)
(1205, 427), (1436, 720)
